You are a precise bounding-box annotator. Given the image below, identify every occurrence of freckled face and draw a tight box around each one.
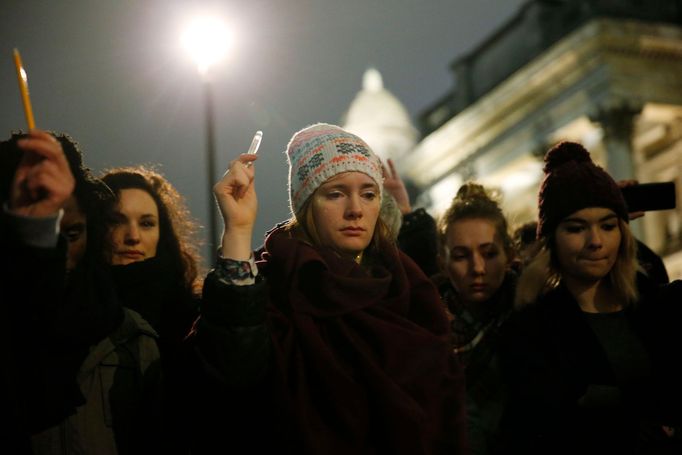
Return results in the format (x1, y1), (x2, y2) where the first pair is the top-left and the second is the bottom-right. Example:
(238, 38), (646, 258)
(109, 188), (160, 265)
(554, 207), (621, 284)
(311, 172), (381, 257)
(441, 218), (509, 306)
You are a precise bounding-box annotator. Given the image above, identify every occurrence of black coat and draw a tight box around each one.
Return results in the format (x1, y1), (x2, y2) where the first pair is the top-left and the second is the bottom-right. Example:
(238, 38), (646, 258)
(1, 228), (74, 454)
(1, 217), (123, 454)
(397, 208), (439, 278)
(498, 277), (682, 454)
(109, 255), (201, 454)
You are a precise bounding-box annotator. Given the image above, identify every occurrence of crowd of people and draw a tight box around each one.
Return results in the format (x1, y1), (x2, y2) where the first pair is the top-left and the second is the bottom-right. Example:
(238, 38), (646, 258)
(2, 124), (681, 454)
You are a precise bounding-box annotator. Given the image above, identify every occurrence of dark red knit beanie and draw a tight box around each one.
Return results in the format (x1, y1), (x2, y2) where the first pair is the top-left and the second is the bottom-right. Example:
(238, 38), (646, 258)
(537, 141), (628, 238)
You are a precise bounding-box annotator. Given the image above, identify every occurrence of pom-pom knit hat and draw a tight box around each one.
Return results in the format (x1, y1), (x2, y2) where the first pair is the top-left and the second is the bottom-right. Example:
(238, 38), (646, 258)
(537, 141), (628, 238)
(286, 123), (384, 216)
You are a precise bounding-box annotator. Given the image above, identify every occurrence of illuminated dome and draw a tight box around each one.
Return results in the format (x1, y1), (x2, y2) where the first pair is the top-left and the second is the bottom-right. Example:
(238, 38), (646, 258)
(343, 68), (417, 161)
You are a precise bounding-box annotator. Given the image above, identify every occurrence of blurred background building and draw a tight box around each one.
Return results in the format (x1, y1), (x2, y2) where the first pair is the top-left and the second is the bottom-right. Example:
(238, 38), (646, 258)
(343, 0), (682, 278)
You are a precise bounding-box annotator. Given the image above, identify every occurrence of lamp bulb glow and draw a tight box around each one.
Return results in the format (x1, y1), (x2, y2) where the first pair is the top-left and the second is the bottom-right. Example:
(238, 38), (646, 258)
(181, 15), (232, 75)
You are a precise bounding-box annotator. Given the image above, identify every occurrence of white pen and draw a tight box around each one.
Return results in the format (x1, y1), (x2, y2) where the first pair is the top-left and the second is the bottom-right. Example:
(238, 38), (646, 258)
(247, 130), (263, 155)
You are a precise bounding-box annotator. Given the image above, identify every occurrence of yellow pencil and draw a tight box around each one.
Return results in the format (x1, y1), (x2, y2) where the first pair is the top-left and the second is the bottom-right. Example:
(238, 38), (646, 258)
(13, 48), (36, 130)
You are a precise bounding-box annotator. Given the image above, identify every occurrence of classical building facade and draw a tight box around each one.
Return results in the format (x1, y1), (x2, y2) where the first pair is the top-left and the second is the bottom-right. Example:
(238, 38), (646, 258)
(389, 0), (682, 278)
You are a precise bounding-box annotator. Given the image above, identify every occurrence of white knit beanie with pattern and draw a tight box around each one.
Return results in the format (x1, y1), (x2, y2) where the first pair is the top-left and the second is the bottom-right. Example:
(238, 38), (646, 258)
(286, 123), (383, 217)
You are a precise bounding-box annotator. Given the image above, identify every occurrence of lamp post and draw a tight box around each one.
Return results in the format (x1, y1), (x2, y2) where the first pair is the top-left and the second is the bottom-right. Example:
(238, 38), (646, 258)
(181, 15), (231, 251)
(202, 76), (218, 252)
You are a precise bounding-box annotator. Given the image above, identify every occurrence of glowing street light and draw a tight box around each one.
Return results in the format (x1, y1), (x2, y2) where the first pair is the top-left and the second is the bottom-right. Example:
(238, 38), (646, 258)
(181, 15), (232, 250)
(181, 15), (232, 75)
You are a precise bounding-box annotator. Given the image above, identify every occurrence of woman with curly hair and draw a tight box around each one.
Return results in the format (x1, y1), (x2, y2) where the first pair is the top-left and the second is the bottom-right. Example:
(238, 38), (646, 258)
(100, 166), (202, 342)
(100, 166), (203, 451)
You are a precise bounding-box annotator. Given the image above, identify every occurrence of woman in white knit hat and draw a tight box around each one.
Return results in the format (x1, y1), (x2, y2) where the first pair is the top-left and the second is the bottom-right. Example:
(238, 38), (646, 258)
(189, 124), (467, 454)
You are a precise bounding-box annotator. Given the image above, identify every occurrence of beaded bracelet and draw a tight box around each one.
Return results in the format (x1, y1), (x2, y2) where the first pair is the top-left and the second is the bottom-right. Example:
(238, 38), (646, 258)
(216, 254), (256, 281)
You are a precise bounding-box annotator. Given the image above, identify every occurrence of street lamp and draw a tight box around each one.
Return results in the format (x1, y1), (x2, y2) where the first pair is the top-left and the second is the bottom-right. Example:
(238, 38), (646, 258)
(181, 15), (232, 252)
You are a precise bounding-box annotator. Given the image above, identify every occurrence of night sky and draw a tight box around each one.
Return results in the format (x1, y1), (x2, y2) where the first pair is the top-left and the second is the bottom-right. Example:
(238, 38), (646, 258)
(1, 0), (526, 263)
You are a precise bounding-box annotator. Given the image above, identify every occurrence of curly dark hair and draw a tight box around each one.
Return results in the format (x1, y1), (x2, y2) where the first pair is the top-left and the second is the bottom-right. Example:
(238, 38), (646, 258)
(100, 166), (203, 295)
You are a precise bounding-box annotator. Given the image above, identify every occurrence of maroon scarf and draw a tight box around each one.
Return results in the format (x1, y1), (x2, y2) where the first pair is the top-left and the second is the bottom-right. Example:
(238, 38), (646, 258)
(258, 228), (467, 454)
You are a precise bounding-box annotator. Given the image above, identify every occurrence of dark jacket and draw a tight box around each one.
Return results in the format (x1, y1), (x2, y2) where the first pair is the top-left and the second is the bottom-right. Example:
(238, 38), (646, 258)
(184, 276), (272, 454)
(636, 239), (669, 286)
(31, 309), (161, 455)
(498, 277), (682, 454)
(397, 208), (439, 277)
(109, 255), (199, 347)
(1, 227), (78, 454)
(1, 214), (133, 454)
(109, 254), (200, 454)
(441, 272), (516, 455)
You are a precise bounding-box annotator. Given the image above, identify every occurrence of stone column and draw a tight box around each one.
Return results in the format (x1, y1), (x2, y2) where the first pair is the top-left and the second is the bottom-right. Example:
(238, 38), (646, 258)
(589, 103), (642, 181)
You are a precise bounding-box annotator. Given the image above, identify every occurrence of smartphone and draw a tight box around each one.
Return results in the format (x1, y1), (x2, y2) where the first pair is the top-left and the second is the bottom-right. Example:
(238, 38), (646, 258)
(247, 130), (263, 155)
(620, 182), (676, 212)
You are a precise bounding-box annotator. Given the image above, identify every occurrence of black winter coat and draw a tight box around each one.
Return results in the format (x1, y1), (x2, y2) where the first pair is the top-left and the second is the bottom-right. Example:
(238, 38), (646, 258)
(498, 277), (682, 454)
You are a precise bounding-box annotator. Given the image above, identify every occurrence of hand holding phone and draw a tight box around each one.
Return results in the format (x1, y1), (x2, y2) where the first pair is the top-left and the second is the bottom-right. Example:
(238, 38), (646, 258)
(620, 181), (676, 212)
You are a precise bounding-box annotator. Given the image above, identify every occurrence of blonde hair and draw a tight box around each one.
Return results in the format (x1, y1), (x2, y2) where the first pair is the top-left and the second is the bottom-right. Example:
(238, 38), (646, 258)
(608, 218), (639, 305)
(515, 218), (639, 308)
(380, 193), (403, 242)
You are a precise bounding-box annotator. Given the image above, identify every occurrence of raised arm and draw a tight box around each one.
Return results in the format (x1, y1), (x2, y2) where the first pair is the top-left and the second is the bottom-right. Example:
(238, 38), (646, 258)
(191, 152), (269, 392)
(9, 130), (74, 218)
(213, 153), (258, 261)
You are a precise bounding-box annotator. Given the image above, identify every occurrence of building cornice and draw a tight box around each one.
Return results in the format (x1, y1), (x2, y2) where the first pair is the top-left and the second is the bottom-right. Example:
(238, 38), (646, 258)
(399, 18), (682, 187)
